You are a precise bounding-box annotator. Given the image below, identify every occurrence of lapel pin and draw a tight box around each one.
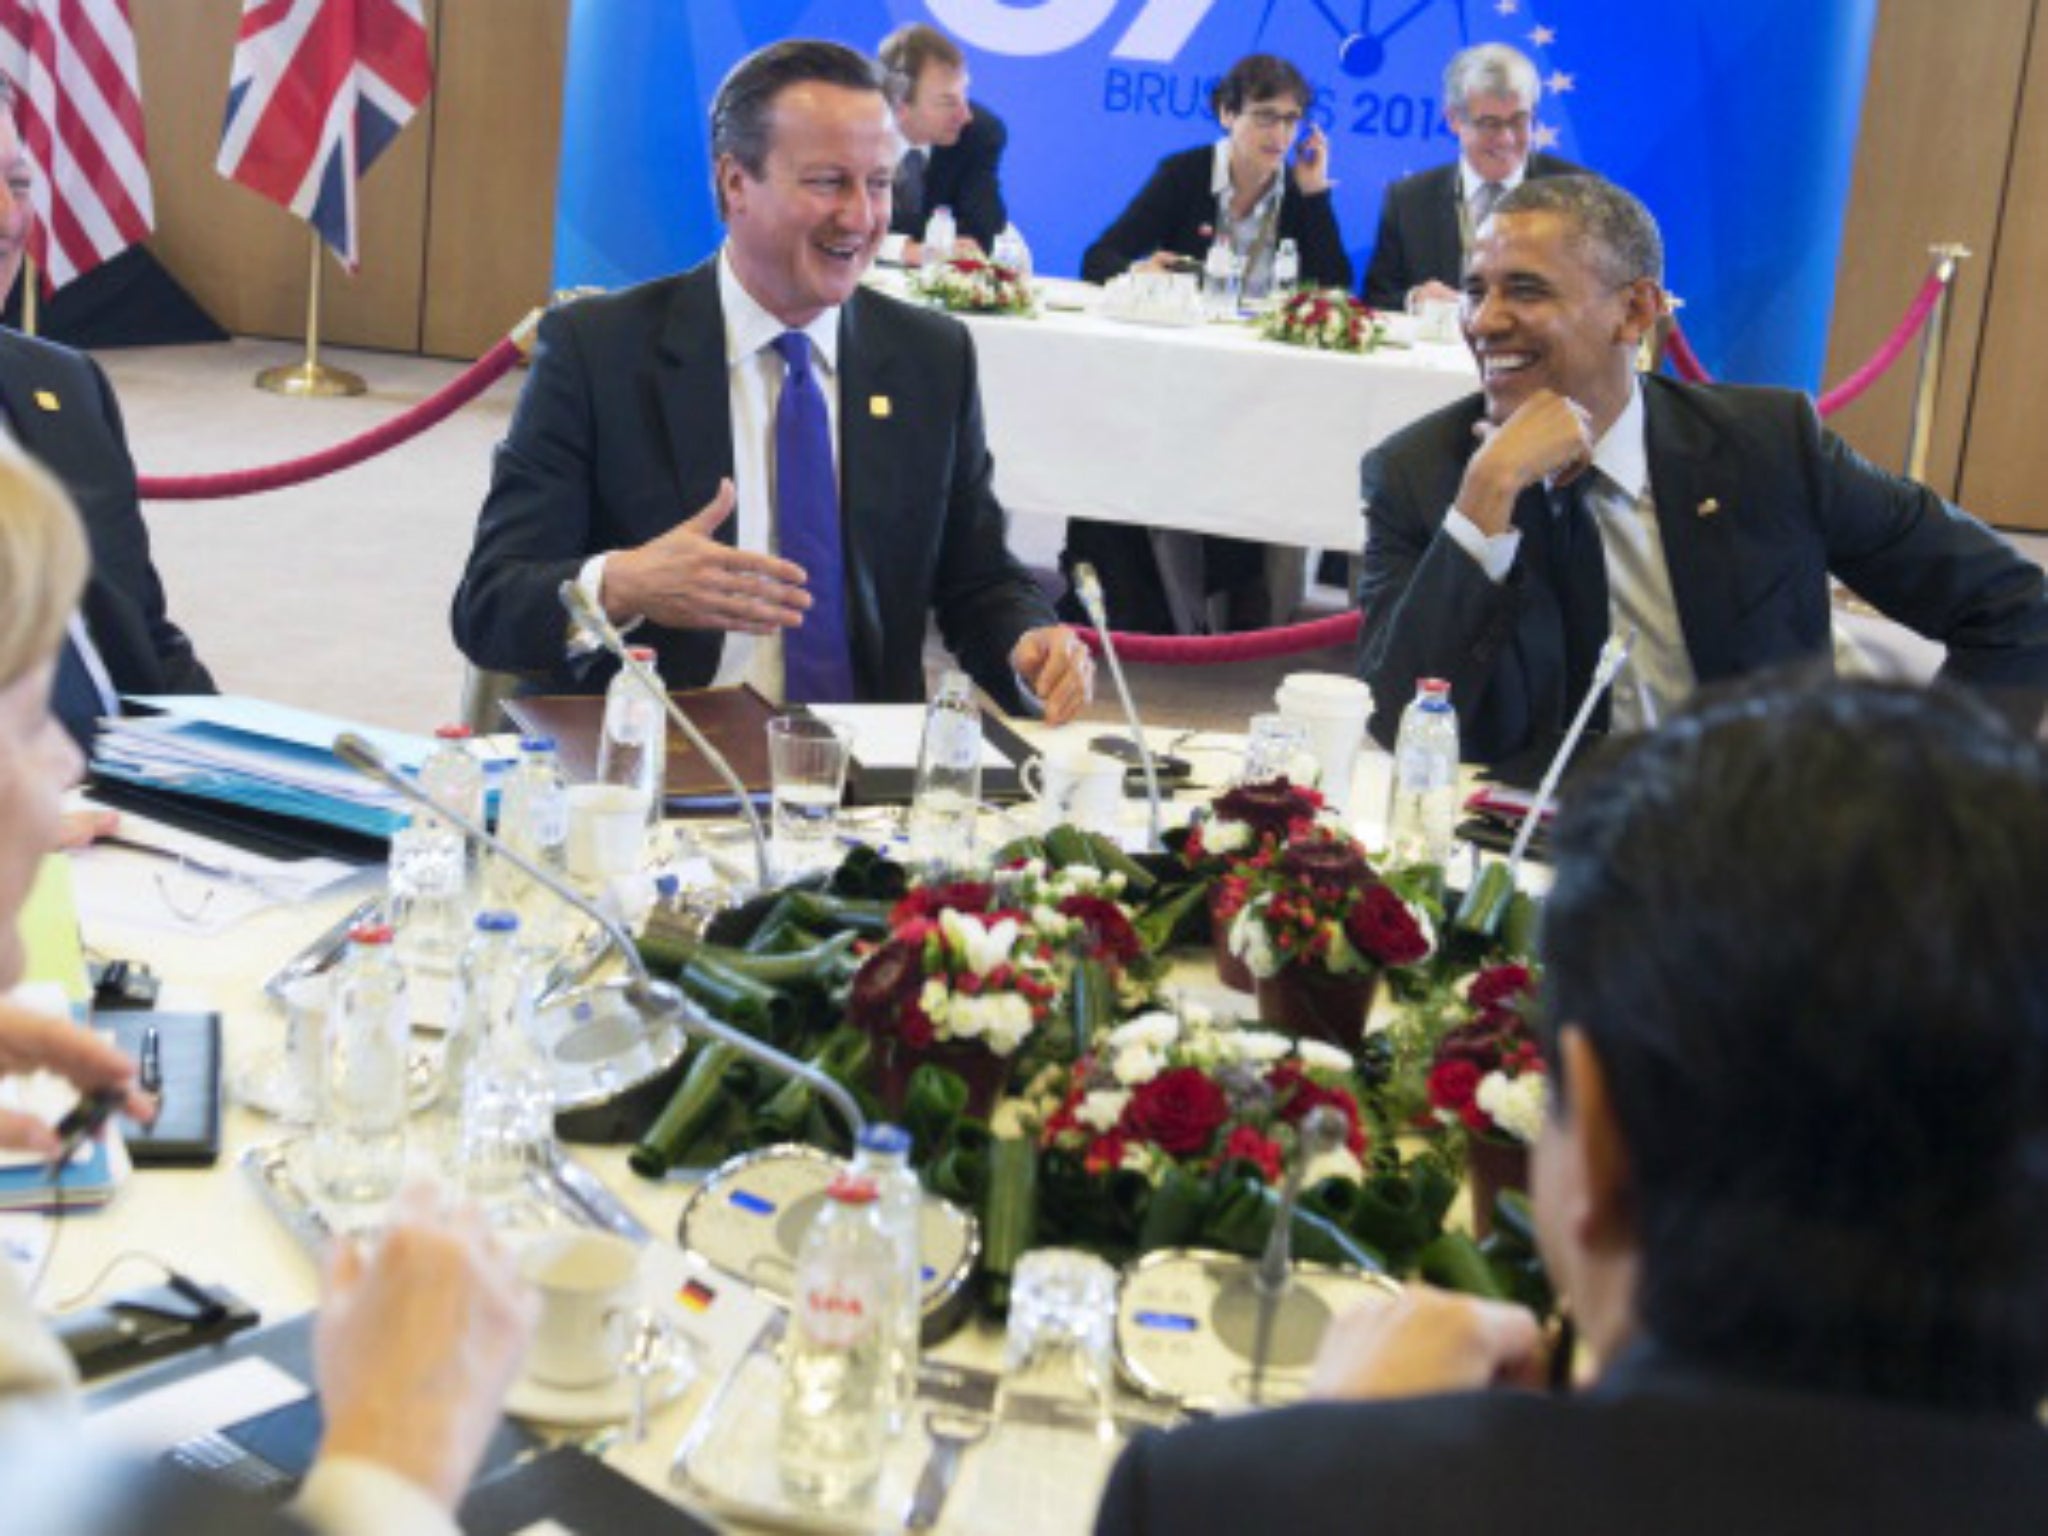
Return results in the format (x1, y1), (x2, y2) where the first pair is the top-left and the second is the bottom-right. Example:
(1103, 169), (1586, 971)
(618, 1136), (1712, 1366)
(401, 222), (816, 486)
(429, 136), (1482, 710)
(869, 395), (892, 419)
(32, 390), (58, 412)
(1696, 497), (1720, 518)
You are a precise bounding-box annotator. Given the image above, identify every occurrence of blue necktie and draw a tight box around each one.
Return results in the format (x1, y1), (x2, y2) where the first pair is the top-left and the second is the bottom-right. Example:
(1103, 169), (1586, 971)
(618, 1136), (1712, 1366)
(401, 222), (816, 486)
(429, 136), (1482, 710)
(771, 331), (856, 703)
(1545, 474), (1612, 733)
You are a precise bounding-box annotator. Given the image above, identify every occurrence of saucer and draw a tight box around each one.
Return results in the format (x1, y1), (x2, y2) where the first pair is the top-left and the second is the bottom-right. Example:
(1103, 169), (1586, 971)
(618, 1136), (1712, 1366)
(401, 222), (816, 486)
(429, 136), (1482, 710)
(504, 1356), (693, 1429)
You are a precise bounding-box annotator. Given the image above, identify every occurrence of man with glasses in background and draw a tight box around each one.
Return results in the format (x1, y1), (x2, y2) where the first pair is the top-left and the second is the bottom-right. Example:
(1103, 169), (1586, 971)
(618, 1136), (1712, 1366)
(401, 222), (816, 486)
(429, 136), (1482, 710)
(1361, 43), (1581, 314)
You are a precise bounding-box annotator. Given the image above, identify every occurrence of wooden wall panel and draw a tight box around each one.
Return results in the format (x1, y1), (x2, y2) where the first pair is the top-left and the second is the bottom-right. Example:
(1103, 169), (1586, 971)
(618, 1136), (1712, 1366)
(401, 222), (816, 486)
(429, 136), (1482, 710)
(1822, 0), (2033, 501)
(1959, 11), (2048, 530)
(420, 0), (570, 359)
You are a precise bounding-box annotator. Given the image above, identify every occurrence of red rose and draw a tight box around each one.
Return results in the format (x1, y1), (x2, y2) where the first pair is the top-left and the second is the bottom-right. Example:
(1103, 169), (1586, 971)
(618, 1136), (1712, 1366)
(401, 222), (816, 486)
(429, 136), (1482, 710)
(1058, 894), (1143, 965)
(1345, 883), (1430, 966)
(1271, 1067), (1369, 1156)
(1216, 1124), (1285, 1183)
(1469, 963), (1535, 1013)
(1427, 1057), (1482, 1116)
(1124, 1067), (1230, 1157)
(890, 881), (995, 927)
(849, 934), (927, 1034)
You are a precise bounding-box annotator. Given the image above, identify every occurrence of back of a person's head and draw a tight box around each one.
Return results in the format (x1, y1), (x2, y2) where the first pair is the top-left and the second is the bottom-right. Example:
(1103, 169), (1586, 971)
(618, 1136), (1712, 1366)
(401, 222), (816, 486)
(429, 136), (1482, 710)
(1543, 678), (2048, 1413)
(0, 447), (88, 689)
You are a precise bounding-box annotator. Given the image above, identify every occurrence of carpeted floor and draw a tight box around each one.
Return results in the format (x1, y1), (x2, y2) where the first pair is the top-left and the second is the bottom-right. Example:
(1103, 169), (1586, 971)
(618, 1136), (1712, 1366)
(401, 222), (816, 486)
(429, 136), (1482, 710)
(101, 338), (2036, 742)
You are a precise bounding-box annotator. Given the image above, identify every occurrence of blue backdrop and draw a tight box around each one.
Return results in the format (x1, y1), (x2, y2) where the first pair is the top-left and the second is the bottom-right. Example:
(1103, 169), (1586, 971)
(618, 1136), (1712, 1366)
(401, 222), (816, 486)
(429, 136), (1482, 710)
(557, 0), (1875, 390)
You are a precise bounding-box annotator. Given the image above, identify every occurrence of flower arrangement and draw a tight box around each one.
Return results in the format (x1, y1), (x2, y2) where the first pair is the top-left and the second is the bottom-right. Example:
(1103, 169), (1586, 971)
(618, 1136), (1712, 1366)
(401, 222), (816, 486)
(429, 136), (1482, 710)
(1259, 288), (1386, 353)
(907, 256), (1036, 316)
(1426, 963), (1548, 1145)
(848, 883), (1058, 1060)
(1023, 1007), (1370, 1188)
(1230, 832), (1435, 983)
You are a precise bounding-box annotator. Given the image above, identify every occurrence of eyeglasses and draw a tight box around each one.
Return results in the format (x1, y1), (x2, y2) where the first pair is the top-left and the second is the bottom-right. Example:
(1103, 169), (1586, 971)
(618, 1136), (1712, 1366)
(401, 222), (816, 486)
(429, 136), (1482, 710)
(1465, 111), (1533, 137)
(1246, 108), (1304, 132)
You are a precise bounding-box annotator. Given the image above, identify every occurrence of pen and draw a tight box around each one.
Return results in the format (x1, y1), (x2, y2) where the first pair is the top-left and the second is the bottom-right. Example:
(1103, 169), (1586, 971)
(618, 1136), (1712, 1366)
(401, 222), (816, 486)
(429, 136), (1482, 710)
(140, 1025), (163, 1098)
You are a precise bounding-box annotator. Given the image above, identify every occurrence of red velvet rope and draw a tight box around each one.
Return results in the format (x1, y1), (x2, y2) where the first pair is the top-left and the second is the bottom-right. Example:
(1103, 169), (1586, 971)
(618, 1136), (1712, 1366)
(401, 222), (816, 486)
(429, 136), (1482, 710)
(136, 335), (527, 501)
(1664, 269), (1948, 418)
(1075, 608), (1362, 664)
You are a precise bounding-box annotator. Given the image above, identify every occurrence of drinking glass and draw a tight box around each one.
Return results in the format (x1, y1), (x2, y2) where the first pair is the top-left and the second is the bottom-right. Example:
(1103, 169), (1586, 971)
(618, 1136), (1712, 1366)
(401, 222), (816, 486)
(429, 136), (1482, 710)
(997, 1248), (1119, 1437)
(1236, 713), (1318, 787)
(767, 716), (852, 879)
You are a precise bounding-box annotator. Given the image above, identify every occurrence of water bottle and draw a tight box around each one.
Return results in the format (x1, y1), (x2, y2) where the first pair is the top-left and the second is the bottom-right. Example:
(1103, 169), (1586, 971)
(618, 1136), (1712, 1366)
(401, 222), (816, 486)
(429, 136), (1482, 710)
(1203, 234), (1240, 318)
(315, 924), (410, 1205)
(443, 911), (555, 1196)
(389, 724), (480, 972)
(596, 647), (666, 828)
(1387, 678), (1460, 868)
(1272, 237), (1300, 300)
(907, 670), (981, 873)
(779, 1173), (894, 1509)
(851, 1124), (923, 1428)
(923, 204), (956, 264)
(488, 735), (569, 960)
(991, 223), (1032, 278)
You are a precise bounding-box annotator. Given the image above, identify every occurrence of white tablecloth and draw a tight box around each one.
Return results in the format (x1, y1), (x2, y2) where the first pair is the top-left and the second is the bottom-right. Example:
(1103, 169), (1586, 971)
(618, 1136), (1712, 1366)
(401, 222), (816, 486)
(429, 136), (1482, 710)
(956, 294), (1478, 552)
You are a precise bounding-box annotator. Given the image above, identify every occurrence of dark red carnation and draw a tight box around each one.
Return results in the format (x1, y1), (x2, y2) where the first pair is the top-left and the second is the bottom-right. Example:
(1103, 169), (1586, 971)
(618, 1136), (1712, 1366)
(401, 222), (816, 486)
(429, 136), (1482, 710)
(1276, 836), (1371, 893)
(849, 934), (926, 1034)
(1058, 894), (1142, 965)
(889, 881), (994, 927)
(1427, 1057), (1482, 1116)
(1216, 1125), (1285, 1183)
(1469, 963), (1535, 1013)
(1124, 1067), (1230, 1157)
(1211, 779), (1323, 846)
(1345, 883), (1430, 966)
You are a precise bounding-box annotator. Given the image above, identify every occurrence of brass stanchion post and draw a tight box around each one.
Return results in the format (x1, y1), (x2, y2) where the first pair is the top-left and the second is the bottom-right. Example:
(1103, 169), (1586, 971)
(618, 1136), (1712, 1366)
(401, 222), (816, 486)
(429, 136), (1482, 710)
(1903, 243), (1969, 481)
(257, 230), (366, 397)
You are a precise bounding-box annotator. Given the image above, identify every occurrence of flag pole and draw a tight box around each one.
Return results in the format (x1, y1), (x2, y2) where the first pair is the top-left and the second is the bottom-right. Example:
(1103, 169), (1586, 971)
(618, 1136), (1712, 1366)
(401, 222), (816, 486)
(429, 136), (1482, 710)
(257, 229), (366, 397)
(21, 256), (36, 337)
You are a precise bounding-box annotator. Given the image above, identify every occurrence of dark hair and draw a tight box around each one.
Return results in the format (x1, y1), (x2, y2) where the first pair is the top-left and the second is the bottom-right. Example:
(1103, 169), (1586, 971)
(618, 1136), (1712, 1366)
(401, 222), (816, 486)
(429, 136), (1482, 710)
(1209, 54), (1310, 119)
(709, 40), (885, 215)
(1495, 174), (1665, 287)
(1542, 677), (2048, 1414)
(878, 22), (964, 108)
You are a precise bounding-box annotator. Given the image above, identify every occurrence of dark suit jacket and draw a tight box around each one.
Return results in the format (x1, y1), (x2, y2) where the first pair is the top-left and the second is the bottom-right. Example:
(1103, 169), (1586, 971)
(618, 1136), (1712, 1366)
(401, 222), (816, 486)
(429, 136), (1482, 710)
(1081, 144), (1353, 290)
(1094, 1346), (2048, 1535)
(890, 106), (1008, 251)
(0, 328), (214, 738)
(1356, 375), (2048, 763)
(1360, 152), (1582, 309)
(450, 259), (1054, 711)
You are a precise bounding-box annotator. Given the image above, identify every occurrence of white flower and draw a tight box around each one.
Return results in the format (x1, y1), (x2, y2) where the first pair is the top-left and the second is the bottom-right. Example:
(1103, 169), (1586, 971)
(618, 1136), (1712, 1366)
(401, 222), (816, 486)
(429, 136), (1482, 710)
(1230, 1030), (1294, 1064)
(1294, 1039), (1354, 1075)
(941, 908), (1017, 974)
(1476, 1070), (1548, 1145)
(1107, 1011), (1180, 1053)
(1203, 818), (1252, 856)
(979, 993), (1037, 1056)
(1077, 1090), (1130, 1132)
(1230, 903), (1281, 979)
(1111, 1045), (1166, 1086)
(989, 1098), (1033, 1138)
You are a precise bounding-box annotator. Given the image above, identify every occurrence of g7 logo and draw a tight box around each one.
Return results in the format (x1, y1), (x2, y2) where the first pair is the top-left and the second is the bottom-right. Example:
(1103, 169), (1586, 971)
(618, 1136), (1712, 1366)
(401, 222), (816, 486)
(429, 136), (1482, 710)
(927, 0), (1222, 61)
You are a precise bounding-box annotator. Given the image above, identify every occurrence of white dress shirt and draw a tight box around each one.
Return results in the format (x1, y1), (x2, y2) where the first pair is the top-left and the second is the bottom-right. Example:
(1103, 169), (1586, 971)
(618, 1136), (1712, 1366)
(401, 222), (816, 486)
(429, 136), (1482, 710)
(1443, 377), (1697, 730)
(577, 249), (842, 704)
(1210, 139), (1284, 294)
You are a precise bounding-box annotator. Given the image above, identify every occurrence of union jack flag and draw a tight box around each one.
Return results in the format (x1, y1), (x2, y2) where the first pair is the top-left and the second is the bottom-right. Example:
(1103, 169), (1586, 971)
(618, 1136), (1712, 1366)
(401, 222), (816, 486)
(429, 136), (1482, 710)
(215, 0), (432, 270)
(0, 0), (155, 293)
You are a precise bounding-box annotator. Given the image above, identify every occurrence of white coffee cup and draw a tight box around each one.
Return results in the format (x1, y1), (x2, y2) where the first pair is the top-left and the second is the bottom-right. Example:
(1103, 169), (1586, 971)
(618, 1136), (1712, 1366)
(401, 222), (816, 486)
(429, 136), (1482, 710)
(519, 1230), (640, 1389)
(1021, 747), (1125, 835)
(1275, 673), (1374, 815)
(566, 782), (651, 886)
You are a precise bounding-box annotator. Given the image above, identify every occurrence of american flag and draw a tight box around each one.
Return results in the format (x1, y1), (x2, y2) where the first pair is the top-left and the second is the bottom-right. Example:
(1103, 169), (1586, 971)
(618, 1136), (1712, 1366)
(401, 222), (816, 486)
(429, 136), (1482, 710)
(0, 0), (155, 293)
(215, 0), (433, 270)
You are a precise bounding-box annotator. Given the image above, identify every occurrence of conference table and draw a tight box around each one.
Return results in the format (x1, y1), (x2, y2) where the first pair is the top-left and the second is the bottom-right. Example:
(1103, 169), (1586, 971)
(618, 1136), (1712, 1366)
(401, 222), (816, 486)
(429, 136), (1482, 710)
(887, 275), (1481, 553)
(40, 728), (1409, 1532)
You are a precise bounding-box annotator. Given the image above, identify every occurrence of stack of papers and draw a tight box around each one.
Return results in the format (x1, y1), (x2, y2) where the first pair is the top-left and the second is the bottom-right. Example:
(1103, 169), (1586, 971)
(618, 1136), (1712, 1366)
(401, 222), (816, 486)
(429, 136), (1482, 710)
(0, 1068), (128, 1212)
(93, 696), (472, 841)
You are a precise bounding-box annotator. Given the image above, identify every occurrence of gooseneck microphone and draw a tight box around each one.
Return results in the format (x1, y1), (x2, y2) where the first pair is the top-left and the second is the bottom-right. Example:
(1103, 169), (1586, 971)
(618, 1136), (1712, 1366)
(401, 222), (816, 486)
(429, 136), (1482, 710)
(1248, 1104), (1346, 1405)
(1071, 561), (1163, 851)
(557, 580), (772, 888)
(1507, 626), (1638, 883)
(333, 731), (864, 1141)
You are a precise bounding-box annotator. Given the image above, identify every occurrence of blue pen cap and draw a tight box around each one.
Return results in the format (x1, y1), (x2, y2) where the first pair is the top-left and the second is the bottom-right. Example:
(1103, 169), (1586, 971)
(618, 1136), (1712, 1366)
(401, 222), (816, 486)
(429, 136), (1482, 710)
(474, 910), (520, 933)
(519, 734), (557, 753)
(858, 1123), (912, 1157)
